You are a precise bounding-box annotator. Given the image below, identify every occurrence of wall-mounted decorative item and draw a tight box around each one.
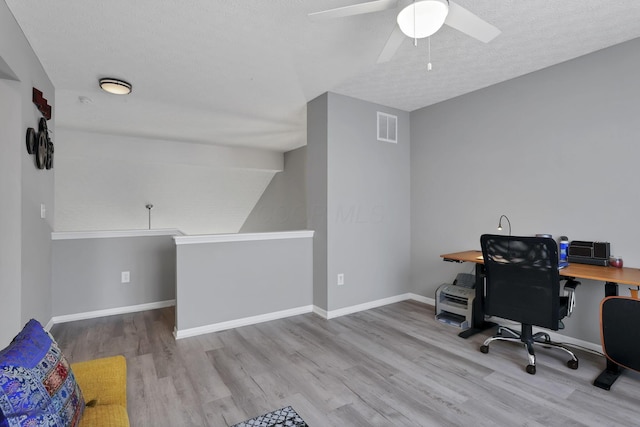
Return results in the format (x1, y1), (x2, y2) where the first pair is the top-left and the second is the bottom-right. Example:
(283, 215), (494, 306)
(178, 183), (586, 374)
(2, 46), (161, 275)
(26, 89), (54, 170)
(36, 131), (47, 169)
(26, 127), (36, 154)
(32, 87), (52, 120)
(46, 141), (54, 170)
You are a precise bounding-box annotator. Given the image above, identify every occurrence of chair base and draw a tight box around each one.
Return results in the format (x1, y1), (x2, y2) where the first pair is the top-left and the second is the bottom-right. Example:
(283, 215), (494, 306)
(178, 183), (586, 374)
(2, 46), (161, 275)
(480, 325), (579, 375)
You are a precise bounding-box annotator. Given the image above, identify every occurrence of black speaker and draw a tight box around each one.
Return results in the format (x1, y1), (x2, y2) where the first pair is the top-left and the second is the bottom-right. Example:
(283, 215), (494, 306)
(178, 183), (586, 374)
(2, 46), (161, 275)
(568, 245), (592, 257)
(594, 242), (611, 259)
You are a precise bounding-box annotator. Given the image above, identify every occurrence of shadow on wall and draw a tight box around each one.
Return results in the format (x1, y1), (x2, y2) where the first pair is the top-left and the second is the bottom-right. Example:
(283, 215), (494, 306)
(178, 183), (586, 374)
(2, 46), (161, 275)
(54, 128), (284, 234)
(240, 146), (307, 233)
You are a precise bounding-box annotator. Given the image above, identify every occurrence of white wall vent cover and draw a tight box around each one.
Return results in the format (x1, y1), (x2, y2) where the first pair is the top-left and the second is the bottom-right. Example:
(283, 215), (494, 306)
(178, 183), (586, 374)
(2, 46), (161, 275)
(377, 112), (397, 144)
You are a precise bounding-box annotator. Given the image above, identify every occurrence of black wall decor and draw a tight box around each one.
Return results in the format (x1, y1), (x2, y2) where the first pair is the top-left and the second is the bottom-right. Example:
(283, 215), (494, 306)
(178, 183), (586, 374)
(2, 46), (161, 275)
(26, 88), (54, 170)
(26, 127), (36, 154)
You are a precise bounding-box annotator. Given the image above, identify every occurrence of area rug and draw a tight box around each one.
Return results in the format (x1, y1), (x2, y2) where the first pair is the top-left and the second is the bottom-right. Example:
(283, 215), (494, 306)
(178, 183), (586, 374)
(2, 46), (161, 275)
(231, 405), (308, 427)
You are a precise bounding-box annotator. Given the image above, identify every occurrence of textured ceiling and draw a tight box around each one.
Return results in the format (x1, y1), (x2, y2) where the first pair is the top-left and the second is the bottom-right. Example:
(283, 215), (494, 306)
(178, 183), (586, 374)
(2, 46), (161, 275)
(6, 0), (640, 152)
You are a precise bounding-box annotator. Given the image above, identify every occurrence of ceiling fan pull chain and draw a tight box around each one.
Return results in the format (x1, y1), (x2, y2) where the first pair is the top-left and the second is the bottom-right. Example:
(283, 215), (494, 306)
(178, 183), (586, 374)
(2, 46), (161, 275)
(413, 0), (418, 47)
(427, 36), (433, 71)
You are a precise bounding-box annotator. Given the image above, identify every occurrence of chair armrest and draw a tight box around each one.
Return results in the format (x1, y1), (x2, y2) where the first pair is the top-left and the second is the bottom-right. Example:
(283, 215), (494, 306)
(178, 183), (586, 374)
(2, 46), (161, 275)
(562, 279), (580, 316)
(71, 355), (127, 408)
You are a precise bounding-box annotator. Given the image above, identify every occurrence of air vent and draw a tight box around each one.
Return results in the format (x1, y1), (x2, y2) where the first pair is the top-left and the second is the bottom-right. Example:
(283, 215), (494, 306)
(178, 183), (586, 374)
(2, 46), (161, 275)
(377, 112), (397, 143)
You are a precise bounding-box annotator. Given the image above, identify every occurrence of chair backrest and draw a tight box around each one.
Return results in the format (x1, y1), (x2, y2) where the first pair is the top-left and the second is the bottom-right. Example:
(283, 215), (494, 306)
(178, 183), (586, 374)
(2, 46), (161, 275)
(600, 296), (640, 373)
(480, 234), (561, 330)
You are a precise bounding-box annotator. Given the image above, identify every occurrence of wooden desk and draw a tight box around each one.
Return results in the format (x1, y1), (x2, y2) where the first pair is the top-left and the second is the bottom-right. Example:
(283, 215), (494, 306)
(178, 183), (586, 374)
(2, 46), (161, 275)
(561, 262), (640, 287)
(441, 250), (485, 265)
(440, 249), (640, 390)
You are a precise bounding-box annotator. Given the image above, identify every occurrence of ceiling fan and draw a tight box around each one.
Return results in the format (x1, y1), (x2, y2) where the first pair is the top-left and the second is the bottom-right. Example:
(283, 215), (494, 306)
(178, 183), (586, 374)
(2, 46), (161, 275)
(309, 0), (501, 63)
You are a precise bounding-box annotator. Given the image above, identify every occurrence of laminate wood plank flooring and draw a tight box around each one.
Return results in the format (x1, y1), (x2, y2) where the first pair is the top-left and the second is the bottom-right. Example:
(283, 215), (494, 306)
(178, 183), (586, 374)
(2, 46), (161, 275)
(50, 301), (640, 426)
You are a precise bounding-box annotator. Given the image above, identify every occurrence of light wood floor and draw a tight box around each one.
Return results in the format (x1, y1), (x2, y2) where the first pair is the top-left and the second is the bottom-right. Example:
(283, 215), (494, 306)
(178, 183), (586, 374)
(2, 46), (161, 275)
(51, 301), (640, 426)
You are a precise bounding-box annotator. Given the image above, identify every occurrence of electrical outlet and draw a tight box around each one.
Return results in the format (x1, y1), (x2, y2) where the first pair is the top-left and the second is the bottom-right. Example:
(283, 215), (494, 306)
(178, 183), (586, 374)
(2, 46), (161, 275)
(121, 271), (130, 283)
(40, 204), (46, 219)
(337, 273), (344, 286)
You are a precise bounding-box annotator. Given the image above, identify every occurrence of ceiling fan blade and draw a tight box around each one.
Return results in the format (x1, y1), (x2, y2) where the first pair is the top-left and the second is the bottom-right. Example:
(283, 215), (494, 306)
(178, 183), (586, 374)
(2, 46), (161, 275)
(309, 0), (398, 21)
(376, 25), (405, 63)
(444, 1), (501, 43)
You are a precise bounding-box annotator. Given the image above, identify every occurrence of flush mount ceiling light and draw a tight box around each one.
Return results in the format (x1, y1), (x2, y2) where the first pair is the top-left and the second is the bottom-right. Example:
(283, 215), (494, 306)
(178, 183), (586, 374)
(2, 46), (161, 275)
(99, 78), (132, 95)
(397, 0), (449, 39)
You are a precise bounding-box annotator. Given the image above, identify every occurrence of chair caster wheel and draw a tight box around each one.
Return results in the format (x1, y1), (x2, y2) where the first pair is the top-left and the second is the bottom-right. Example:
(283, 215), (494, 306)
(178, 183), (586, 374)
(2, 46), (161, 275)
(567, 359), (579, 370)
(526, 364), (536, 375)
(480, 345), (489, 354)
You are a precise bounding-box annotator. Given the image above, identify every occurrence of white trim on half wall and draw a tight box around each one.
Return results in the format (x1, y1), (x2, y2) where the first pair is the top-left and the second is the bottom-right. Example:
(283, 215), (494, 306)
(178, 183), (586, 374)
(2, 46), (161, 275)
(46, 300), (176, 329)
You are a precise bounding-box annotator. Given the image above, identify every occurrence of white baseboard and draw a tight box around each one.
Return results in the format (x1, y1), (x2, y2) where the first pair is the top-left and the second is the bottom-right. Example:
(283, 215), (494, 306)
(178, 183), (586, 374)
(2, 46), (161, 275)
(175, 294), (430, 339)
(48, 300), (176, 328)
(320, 293), (413, 320)
(409, 293), (435, 307)
(312, 305), (329, 319)
(313, 293), (435, 320)
(174, 305), (314, 339)
(492, 318), (603, 354)
(550, 331), (603, 354)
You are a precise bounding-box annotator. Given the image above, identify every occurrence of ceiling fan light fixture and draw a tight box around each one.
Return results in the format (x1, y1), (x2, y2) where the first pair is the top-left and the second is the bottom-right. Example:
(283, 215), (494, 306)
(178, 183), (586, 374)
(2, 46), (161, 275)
(397, 0), (449, 39)
(99, 78), (132, 95)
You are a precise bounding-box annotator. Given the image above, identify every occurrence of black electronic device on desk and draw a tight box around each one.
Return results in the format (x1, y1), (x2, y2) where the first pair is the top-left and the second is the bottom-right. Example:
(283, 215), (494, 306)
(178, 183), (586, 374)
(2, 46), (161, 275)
(568, 240), (610, 266)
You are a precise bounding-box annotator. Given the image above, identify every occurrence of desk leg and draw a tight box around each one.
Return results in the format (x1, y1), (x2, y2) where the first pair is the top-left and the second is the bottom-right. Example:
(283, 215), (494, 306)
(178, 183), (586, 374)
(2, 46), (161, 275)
(593, 281), (623, 391)
(594, 361), (623, 391)
(458, 264), (497, 339)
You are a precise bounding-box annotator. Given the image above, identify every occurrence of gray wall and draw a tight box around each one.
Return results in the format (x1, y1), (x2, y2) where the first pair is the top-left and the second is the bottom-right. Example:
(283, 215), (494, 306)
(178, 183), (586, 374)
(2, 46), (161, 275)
(240, 146), (307, 233)
(1, 3), (55, 346)
(410, 37), (640, 345)
(0, 80), (22, 347)
(52, 235), (176, 316)
(308, 92), (411, 312)
(175, 236), (313, 332)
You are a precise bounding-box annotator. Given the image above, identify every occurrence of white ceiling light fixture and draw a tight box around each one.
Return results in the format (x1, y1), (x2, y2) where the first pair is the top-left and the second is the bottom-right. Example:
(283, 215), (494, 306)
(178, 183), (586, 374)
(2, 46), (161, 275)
(310, 0), (500, 64)
(99, 78), (132, 95)
(397, 0), (449, 39)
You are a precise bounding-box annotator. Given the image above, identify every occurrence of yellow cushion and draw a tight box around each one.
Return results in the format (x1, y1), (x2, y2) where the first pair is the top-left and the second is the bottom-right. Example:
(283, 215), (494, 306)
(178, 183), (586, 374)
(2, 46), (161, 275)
(71, 355), (127, 408)
(78, 405), (130, 427)
(71, 355), (129, 427)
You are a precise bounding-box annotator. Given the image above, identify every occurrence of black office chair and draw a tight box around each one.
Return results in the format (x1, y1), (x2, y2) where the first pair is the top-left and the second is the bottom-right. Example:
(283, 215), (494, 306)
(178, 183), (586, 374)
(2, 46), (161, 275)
(479, 234), (580, 374)
(597, 296), (640, 389)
